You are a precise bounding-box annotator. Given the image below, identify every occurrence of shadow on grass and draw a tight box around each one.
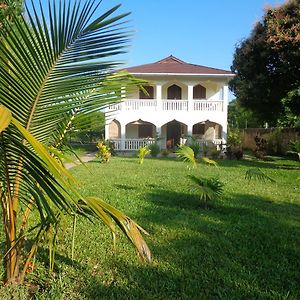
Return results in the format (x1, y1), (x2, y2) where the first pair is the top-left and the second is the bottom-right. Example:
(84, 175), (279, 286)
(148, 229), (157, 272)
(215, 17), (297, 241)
(11, 190), (300, 299)
(80, 190), (299, 299)
(218, 158), (300, 171)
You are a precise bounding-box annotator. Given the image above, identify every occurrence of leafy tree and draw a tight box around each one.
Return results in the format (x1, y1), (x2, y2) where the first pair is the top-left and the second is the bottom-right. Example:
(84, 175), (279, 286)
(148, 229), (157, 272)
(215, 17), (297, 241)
(228, 99), (260, 129)
(0, 0), (151, 285)
(230, 0), (300, 125)
(0, 0), (23, 33)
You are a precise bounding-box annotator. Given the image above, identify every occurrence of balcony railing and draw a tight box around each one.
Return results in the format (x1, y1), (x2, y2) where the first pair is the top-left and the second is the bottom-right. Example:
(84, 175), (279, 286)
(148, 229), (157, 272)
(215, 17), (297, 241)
(110, 138), (224, 151)
(111, 138), (156, 151)
(107, 99), (224, 112)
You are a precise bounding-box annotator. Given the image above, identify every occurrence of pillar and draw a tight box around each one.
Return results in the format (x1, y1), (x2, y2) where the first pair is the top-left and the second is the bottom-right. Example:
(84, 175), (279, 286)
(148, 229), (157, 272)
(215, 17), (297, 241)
(188, 85), (194, 111)
(156, 84), (162, 111)
(105, 123), (110, 140)
(120, 122), (126, 150)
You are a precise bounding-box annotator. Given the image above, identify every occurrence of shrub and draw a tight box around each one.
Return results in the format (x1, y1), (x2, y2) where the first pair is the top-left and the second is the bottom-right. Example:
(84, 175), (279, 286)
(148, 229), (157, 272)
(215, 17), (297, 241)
(211, 149), (221, 159)
(148, 143), (160, 157)
(288, 140), (300, 161)
(254, 135), (267, 159)
(227, 129), (241, 148)
(266, 128), (284, 155)
(137, 146), (151, 164)
(96, 141), (111, 163)
(188, 139), (201, 158)
(161, 149), (169, 157)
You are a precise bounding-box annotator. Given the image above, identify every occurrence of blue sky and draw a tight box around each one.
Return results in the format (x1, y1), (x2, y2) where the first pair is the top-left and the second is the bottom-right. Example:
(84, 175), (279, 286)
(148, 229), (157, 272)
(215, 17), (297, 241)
(96, 0), (286, 71)
(36, 0), (286, 71)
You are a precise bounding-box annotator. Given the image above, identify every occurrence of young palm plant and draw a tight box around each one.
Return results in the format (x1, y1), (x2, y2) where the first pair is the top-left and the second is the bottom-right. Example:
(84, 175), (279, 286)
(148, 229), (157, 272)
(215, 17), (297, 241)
(138, 145), (151, 164)
(0, 0), (150, 284)
(288, 141), (300, 161)
(176, 145), (197, 169)
(189, 175), (224, 209)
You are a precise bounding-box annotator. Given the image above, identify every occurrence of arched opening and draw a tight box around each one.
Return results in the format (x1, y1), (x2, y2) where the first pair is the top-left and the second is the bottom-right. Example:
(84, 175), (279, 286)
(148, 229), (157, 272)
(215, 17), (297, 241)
(193, 84), (206, 99)
(192, 121), (222, 140)
(109, 119), (121, 139)
(162, 120), (187, 149)
(126, 120), (156, 139)
(139, 85), (154, 99)
(167, 84), (182, 99)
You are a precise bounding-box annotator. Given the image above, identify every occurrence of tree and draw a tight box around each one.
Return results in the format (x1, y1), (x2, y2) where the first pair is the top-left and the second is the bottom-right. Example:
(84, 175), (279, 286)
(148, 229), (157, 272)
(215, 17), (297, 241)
(230, 0), (300, 126)
(228, 99), (260, 129)
(0, 0), (150, 285)
(0, 0), (23, 33)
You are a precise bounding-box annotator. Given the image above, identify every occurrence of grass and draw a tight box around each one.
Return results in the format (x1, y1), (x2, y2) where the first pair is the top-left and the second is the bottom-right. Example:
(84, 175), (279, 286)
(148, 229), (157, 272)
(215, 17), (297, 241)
(1, 156), (300, 299)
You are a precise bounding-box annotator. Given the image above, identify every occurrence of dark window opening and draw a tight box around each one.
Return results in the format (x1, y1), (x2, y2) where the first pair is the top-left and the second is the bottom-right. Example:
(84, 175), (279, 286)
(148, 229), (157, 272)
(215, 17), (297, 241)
(193, 84), (206, 99)
(138, 124), (153, 138)
(193, 123), (205, 135)
(167, 84), (182, 99)
(139, 86), (154, 99)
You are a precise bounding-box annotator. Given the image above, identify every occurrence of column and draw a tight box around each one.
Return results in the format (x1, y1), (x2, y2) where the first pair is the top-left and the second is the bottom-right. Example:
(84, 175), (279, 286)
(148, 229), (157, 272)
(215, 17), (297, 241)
(120, 122), (126, 151)
(105, 123), (110, 140)
(187, 85), (194, 111)
(187, 123), (193, 143)
(156, 84), (162, 111)
(156, 126), (162, 149)
(223, 85), (229, 142)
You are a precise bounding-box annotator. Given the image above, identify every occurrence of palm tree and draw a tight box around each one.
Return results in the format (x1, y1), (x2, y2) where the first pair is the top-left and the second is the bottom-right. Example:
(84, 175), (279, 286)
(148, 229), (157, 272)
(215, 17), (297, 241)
(0, 0), (150, 284)
(189, 175), (224, 209)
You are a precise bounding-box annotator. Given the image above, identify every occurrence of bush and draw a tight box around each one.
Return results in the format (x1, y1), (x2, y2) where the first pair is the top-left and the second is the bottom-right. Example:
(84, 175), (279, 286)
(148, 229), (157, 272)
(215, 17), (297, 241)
(225, 147), (243, 160)
(266, 128), (284, 155)
(211, 149), (221, 159)
(227, 130), (241, 148)
(148, 143), (160, 157)
(161, 149), (169, 157)
(188, 139), (201, 158)
(96, 141), (111, 163)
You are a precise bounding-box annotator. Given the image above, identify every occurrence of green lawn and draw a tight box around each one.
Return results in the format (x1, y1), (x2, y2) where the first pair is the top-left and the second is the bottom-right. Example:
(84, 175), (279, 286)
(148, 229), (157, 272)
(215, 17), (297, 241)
(1, 157), (300, 299)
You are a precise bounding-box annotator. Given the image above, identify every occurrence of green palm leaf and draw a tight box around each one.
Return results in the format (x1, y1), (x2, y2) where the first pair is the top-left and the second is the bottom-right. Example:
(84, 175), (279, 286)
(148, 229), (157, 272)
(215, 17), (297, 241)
(245, 168), (275, 183)
(176, 145), (197, 168)
(0, 1), (152, 283)
(0, 0), (131, 145)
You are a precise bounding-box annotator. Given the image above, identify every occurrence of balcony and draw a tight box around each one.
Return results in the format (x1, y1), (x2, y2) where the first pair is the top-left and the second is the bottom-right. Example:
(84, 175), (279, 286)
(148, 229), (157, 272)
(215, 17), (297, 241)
(107, 99), (224, 112)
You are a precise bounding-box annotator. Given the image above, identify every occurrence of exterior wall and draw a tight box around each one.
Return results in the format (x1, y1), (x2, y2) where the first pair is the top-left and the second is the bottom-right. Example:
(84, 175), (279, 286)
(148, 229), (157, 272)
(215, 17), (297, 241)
(105, 73), (231, 149)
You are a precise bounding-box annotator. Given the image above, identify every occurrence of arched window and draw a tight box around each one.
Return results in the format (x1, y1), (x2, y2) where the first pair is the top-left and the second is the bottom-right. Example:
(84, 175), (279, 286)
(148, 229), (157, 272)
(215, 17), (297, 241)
(139, 86), (154, 99)
(193, 84), (206, 99)
(167, 84), (182, 99)
(192, 123), (205, 135)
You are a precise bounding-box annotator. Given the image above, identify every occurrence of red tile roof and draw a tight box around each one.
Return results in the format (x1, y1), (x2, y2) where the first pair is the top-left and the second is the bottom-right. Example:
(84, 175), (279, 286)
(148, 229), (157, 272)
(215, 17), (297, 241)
(124, 55), (233, 75)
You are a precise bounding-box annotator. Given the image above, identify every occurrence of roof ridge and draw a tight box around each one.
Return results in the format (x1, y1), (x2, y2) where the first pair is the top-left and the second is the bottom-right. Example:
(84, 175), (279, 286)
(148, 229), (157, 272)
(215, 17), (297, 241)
(187, 62), (231, 73)
(156, 55), (186, 64)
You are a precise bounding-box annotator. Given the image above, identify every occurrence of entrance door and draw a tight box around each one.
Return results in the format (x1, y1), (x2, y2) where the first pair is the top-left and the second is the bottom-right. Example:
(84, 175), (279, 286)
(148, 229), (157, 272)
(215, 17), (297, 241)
(167, 120), (182, 149)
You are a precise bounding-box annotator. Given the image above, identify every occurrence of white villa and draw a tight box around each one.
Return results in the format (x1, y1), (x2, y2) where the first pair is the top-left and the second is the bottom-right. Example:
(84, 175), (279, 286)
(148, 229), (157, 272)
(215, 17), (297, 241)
(105, 56), (234, 151)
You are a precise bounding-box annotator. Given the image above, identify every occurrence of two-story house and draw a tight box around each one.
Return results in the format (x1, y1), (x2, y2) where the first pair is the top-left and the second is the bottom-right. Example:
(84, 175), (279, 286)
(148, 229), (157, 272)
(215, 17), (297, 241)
(105, 55), (234, 151)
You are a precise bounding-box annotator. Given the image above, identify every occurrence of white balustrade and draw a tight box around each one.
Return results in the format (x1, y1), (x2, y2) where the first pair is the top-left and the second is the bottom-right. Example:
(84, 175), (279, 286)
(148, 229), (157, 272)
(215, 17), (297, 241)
(111, 138), (155, 151)
(125, 99), (157, 111)
(106, 99), (223, 112)
(193, 100), (223, 111)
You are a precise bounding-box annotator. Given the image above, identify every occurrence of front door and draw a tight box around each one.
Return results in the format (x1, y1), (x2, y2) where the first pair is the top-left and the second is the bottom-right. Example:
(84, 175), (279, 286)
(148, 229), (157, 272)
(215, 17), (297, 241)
(167, 120), (182, 149)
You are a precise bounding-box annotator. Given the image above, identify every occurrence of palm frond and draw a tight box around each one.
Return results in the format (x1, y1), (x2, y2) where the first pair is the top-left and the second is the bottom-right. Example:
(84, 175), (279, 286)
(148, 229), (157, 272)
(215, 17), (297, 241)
(200, 157), (218, 166)
(0, 0), (132, 145)
(245, 168), (275, 183)
(176, 145), (197, 168)
(189, 175), (224, 200)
